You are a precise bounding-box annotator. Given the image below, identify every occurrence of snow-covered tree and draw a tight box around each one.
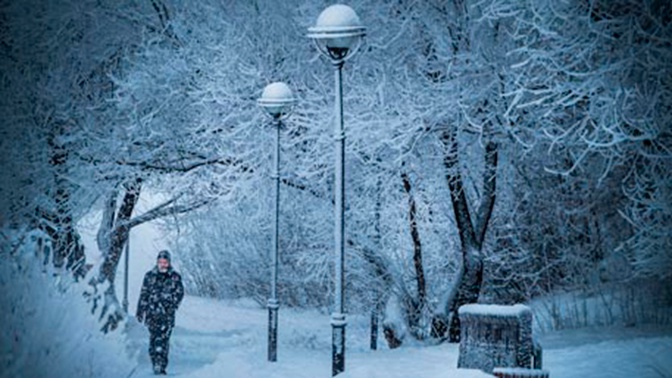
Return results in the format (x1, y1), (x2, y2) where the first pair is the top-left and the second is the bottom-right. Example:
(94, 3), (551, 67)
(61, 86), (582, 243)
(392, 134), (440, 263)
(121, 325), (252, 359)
(505, 0), (672, 279)
(3, 0), (668, 344)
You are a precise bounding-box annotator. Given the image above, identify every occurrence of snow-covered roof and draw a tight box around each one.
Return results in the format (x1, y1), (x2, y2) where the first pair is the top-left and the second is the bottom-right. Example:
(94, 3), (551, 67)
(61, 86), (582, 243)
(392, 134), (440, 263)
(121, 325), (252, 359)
(458, 304), (532, 317)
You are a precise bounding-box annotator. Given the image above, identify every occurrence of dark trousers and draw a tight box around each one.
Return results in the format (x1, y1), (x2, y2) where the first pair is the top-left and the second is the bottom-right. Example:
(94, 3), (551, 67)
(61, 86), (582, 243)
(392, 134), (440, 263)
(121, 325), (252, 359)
(148, 322), (173, 371)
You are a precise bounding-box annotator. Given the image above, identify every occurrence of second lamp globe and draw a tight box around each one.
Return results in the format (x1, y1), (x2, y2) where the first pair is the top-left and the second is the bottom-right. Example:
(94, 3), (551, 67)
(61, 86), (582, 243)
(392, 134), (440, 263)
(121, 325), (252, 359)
(258, 82), (296, 118)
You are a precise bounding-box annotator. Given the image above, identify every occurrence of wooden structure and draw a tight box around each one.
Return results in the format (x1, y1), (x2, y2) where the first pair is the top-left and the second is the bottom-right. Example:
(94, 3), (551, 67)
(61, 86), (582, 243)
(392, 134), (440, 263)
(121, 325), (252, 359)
(457, 304), (543, 374)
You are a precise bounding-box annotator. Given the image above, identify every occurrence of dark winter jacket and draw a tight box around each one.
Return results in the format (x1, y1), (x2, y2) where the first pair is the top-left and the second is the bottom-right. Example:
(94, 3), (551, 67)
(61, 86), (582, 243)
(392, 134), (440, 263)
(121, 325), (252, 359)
(136, 266), (184, 327)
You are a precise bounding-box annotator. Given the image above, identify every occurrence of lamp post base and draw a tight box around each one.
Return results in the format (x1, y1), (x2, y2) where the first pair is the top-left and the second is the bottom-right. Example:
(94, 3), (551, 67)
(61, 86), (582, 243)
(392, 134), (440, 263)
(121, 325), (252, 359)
(268, 299), (279, 362)
(331, 313), (347, 376)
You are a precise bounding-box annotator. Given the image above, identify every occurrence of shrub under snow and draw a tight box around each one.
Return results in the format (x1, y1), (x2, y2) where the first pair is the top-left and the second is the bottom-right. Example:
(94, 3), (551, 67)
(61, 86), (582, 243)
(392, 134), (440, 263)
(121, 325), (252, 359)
(0, 233), (136, 378)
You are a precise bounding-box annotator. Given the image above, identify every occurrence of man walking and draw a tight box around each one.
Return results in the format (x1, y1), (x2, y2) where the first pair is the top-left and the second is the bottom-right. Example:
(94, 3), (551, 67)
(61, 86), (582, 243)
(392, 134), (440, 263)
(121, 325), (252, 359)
(136, 250), (184, 375)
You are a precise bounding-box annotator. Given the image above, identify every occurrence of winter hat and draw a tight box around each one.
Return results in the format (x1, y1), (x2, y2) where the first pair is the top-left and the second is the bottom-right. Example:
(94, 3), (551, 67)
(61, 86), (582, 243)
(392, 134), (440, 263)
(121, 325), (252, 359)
(157, 250), (171, 261)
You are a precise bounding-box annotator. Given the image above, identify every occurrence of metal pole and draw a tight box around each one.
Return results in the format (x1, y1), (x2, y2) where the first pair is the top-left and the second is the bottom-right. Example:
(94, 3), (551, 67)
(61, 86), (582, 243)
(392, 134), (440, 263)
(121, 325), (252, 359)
(370, 308), (378, 350)
(122, 236), (129, 314)
(332, 60), (346, 376)
(268, 117), (281, 362)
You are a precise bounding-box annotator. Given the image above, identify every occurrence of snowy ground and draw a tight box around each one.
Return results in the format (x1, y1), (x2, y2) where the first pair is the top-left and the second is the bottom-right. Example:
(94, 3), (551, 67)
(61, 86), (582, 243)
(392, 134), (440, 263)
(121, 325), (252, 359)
(75, 217), (672, 377)
(125, 295), (672, 378)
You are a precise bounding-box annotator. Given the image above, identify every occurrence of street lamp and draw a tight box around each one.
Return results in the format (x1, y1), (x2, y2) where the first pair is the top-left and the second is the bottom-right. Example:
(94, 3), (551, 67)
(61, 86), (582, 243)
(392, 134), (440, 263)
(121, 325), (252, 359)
(122, 237), (130, 313)
(307, 4), (365, 376)
(257, 81), (296, 363)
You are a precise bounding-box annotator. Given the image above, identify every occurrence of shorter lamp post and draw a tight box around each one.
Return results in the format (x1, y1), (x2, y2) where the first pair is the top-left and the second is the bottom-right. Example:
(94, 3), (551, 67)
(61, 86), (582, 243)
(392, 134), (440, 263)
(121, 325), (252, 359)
(257, 82), (296, 362)
(122, 236), (130, 313)
(307, 4), (365, 376)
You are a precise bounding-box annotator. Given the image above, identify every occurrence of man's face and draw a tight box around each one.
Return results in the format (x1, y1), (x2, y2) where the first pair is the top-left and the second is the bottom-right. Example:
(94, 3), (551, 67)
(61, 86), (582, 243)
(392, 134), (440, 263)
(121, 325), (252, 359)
(157, 258), (170, 272)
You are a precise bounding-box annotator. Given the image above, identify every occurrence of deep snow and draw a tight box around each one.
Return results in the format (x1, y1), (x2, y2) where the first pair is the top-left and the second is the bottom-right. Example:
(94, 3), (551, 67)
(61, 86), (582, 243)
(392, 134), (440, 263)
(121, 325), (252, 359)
(72, 217), (672, 378)
(122, 295), (672, 378)
(0, 234), (136, 378)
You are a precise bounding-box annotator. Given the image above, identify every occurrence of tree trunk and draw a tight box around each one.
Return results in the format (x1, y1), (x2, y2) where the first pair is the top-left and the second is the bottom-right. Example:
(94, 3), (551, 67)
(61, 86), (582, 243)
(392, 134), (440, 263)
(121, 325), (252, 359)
(400, 169), (435, 340)
(358, 171), (404, 349)
(370, 303), (383, 350)
(91, 178), (142, 333)
(44, 124), (87, 279)
(383, 325), (403, 349)
(401, 170), (427, 306)
(440, 124), (498, 342)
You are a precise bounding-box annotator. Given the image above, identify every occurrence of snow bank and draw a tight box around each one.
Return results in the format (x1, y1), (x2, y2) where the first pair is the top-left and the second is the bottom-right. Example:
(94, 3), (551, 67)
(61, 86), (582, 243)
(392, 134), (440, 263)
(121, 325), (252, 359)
(541, 330), (672, 378)
(528, 282), (672, 333)
(0, 233), (136, 378)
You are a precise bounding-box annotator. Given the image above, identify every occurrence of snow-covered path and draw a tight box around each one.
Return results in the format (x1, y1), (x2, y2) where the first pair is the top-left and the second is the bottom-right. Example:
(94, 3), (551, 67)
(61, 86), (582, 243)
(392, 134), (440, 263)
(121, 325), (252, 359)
(125, 296), (672, 378)
(128, 327), (242, 377)
(127, 296), (267, 377)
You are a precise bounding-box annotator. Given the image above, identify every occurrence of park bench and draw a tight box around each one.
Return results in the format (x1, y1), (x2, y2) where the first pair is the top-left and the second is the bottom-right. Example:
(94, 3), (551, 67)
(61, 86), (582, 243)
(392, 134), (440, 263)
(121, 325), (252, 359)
(457, 304), (544, 375)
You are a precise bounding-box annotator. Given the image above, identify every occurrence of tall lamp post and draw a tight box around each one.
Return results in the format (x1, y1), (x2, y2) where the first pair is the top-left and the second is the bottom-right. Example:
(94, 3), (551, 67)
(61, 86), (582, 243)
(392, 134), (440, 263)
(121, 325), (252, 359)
(257, 82), (296, 362)
(307, 4), (365, 376)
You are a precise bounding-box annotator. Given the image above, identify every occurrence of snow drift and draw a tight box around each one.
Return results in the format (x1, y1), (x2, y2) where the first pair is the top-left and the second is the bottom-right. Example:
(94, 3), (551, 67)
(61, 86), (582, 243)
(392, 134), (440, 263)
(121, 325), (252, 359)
(0, 232), (136, 378)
